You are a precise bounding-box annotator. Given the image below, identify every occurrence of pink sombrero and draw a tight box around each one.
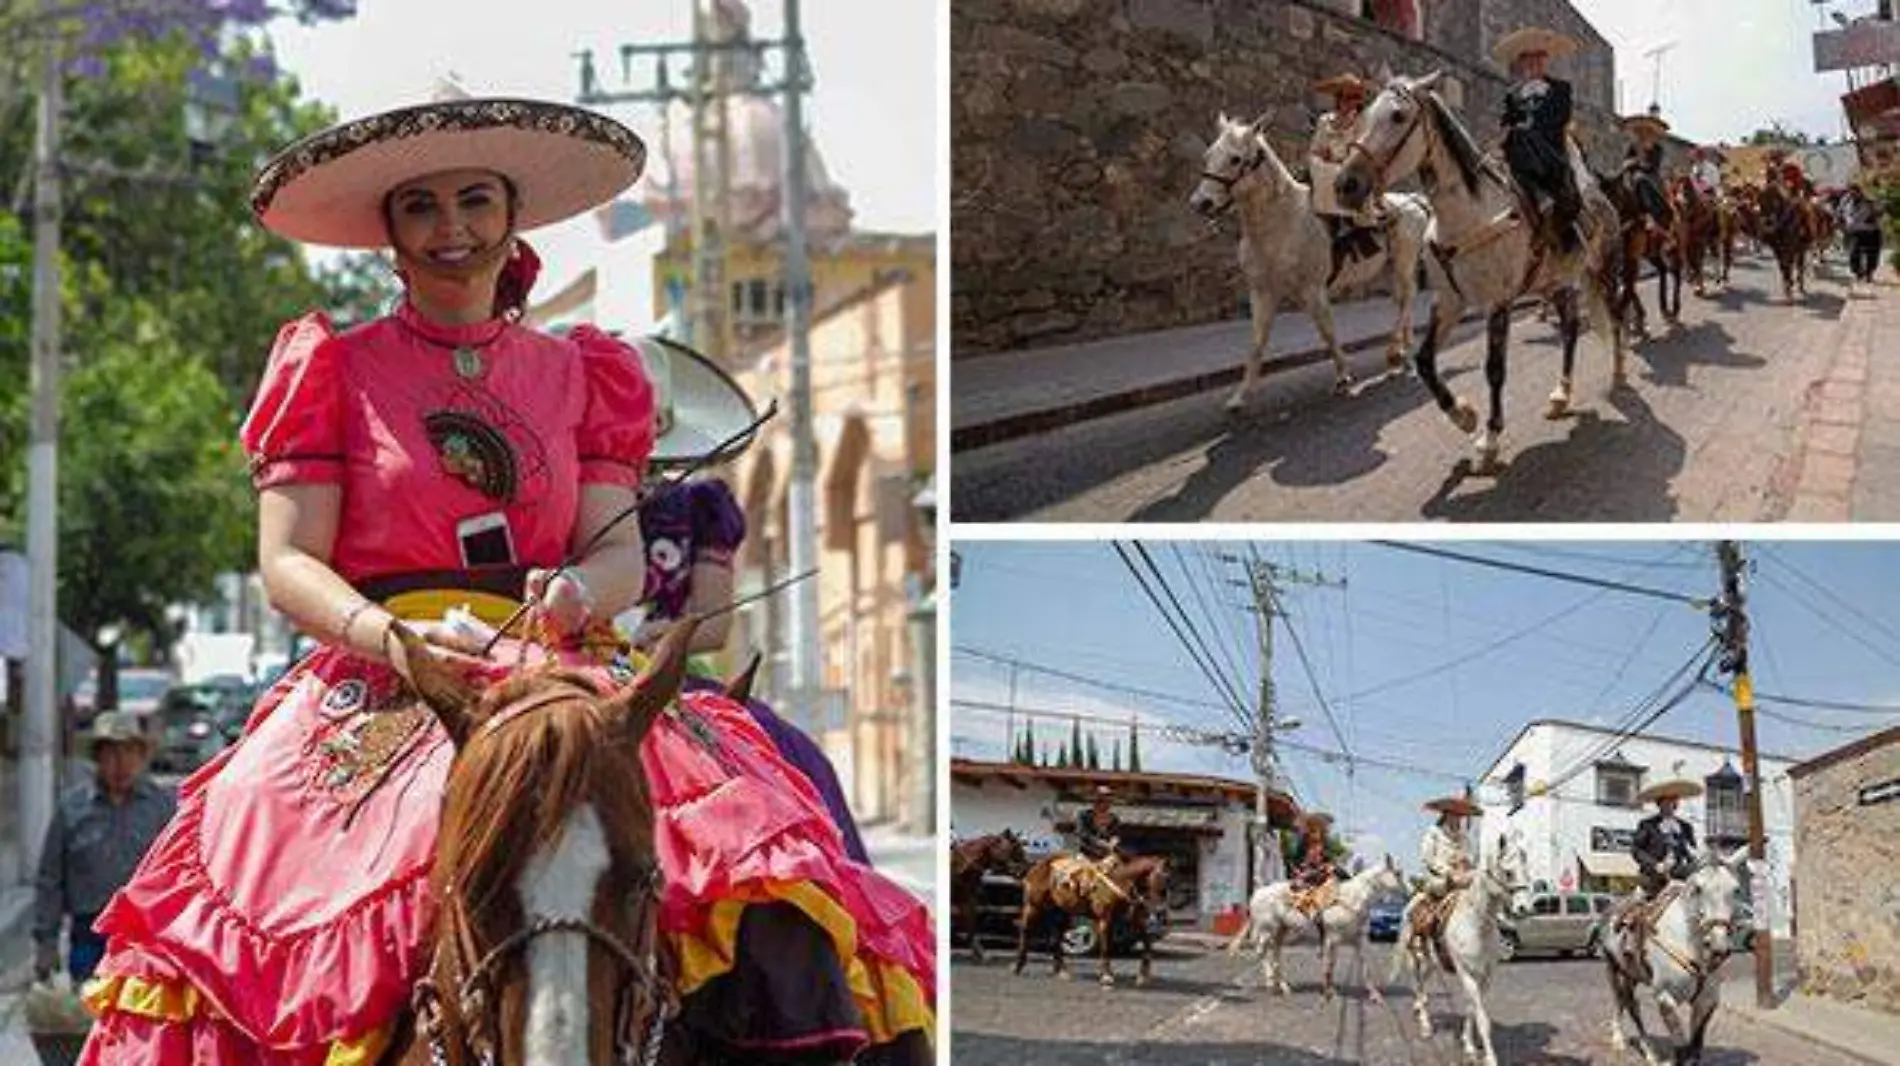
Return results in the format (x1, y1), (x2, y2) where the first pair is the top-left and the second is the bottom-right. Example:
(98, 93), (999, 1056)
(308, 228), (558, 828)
(252, 89), (646, 250)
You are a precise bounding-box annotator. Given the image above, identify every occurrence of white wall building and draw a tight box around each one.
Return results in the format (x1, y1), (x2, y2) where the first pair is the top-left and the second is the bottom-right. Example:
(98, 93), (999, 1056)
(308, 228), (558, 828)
(950, 759), (1297, 927)
(1477, 720), (1797, 935)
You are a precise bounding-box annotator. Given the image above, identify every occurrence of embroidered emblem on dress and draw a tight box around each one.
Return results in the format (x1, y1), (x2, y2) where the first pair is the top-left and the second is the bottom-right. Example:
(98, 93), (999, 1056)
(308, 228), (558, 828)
(306, 673), (433, 803)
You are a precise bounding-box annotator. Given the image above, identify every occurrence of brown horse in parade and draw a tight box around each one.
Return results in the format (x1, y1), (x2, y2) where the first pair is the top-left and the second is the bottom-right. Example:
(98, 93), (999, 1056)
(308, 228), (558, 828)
(951, 831), (1030, 962)
(1596, 167), (1684, 336)
(1012, 853), (1172, 988)
(1755, 180), (1813, 302)
(1669, 176), (1720, 297)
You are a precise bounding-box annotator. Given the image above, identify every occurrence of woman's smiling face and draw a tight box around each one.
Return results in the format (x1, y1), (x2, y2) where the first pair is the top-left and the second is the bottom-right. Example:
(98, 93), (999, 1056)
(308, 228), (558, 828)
(385, 168), (516, 320)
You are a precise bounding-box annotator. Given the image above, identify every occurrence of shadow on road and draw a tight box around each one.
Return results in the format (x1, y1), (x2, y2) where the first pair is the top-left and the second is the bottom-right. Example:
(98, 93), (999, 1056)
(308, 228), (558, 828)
(1419, 386), (1685, 521)
(951, 1032), (1353, 1064)
(1633, 319), (1764, 389)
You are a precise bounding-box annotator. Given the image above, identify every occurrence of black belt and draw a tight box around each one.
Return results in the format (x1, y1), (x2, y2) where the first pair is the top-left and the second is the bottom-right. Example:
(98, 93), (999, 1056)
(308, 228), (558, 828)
(355, 567), (531, 604)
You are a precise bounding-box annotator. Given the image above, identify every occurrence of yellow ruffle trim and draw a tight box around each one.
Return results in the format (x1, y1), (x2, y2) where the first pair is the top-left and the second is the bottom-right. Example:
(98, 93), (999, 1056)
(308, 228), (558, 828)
(80, 973), (392, 1065)
(672, 878), (936, 1046)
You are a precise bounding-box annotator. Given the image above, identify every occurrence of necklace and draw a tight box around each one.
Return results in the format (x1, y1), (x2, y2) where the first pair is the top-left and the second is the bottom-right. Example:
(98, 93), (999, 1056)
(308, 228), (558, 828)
(397, 313), (509, 380)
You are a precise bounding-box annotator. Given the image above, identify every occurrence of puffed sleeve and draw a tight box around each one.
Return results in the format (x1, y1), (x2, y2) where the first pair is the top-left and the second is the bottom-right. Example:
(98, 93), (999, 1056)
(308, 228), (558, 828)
(571, 326), (656, 489)
(238, 313), (345, 491)
(686, 479), (746, 564)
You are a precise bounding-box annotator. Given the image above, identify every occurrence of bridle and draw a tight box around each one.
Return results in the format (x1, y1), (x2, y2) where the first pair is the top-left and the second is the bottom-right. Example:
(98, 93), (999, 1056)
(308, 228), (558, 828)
(413, 685), (673, 1066)
(1343, 82), (1430, 200)
(1198, 135), (1269, 211)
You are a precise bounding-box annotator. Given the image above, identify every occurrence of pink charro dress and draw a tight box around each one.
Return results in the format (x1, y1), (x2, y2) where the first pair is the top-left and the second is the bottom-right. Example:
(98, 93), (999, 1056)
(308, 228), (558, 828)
(78, 304), (935, 1064)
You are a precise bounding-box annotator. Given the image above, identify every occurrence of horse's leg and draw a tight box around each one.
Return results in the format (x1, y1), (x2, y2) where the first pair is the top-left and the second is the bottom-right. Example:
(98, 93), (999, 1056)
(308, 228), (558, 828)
(1473, 307), (1509, 474)
(1548, 286), (1580, 416)
(1136, 927), (1154, 988)
(1415, 296), (1472, 432)
(1097, 912), (1115, 987)
(1456, 965), (1499, 1066)
(1388, 231), (1419, 372)
(1679, 981), (1720, 1065)
(1012, 900), (1035, 975)
(1269, 923), (1292, 996)
(1225, 288), (1275, 413)
(963, 892), (985, 963)
(1308, 291), (1356, 394)
(1321, 923), (1338, 1001)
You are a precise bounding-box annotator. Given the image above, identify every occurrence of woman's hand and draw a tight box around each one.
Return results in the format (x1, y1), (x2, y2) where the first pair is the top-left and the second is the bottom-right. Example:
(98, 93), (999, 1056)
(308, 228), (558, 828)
(526, 567), (594, 637)
(386, 622), (491, 688)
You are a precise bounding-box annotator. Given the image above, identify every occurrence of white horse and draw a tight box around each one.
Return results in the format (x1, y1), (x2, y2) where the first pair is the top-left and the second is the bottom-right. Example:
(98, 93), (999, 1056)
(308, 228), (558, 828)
(1390, 832), (1531, 1066)
(1226, 855), (1406, 1001)
(1188, 113), (1431, 413)
(1336, 71), (1626, 474)
(1604, 848), (1750, 1066)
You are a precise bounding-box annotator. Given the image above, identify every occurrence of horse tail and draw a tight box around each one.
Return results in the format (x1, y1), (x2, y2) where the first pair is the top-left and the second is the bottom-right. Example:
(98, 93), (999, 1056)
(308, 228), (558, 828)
(1585, 264), (1617, 350)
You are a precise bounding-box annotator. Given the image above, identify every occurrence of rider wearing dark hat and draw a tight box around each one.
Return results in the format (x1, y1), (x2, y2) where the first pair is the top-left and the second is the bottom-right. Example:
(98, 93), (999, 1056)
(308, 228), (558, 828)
(1075, 785), (1125, 871)
(1631, 779), (1701, 900)
(1290, 812), (1340, 915)
(1496, 27), (1584, 253)
(1621, 110), (1676, 230)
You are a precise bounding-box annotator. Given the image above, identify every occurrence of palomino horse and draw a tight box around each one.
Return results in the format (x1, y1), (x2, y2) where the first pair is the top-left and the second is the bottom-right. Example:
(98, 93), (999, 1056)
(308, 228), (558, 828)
(382, 620), (695, 1066)
(1670, 176), (1720, 298)
(1604, 848), (1750, 1066)
(1596, 168), (1684, 337)
(1226, 855), (1406, 1002)
(951, 831), (1030, 962)
(1187, 112), (1433, 411)
(1755, 181), (1812, 302)
(1012, 854), (1171, 987)
(1336, 72), (1624, 473)
(1388, 832), (1531, 1066)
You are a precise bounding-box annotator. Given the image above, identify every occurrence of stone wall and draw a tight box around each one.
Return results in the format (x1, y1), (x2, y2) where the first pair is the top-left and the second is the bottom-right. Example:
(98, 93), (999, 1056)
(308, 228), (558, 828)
(953, 0), (1687, 356)
(1791, 730), (1900, 1014)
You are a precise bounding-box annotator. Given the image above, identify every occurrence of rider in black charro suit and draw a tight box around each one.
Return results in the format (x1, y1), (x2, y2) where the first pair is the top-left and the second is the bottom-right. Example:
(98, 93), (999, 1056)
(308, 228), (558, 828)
(1619, 779), (1702, 981)
(1497, 28), (1584, 254)
(1075, 787), (1123, 866)
(1622, 113), (1677, 230)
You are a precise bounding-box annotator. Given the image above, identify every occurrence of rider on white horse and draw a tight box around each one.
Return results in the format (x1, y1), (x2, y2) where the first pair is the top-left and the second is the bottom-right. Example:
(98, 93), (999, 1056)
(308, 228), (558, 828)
(1289, 811), (1342, 916)
(1407, 795), (1481, 954)
(1309, 73), (1385, 282)
(1618, 778), (1703, 980)
(1497, 27), (1585, 254)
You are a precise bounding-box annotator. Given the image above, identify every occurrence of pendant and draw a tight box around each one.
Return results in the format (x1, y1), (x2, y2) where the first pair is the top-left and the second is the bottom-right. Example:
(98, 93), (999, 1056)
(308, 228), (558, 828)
(453, 346), (484, 380)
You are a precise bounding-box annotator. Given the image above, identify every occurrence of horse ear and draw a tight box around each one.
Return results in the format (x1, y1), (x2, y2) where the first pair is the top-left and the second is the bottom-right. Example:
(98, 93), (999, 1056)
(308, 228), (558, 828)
(392, 621), (482, 748)
(603, 614), (701, 747)
(1250, 111), (1272, 136)
(1415, 69), (1444, 92)
(1376, 61), (1394, 85)
(722, 649), (762, 704)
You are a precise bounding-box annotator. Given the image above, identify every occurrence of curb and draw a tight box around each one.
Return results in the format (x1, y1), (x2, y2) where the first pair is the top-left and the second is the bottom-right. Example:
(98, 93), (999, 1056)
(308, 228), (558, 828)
(951, 294), (1547, 453)
(1721, 979), (1891, 1065)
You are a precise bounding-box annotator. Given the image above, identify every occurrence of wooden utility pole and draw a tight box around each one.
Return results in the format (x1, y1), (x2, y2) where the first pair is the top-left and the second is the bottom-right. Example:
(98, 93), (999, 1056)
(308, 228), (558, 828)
(1715, 541), (1774, 1008)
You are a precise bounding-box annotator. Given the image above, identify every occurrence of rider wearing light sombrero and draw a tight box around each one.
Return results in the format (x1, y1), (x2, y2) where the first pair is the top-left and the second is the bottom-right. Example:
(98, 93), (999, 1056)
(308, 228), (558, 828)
(1621, 108), (1676, 231)
(1495, 26), (1585, 254)
(1406, 795), (1481, 953)
(76, 85), (932, 1065)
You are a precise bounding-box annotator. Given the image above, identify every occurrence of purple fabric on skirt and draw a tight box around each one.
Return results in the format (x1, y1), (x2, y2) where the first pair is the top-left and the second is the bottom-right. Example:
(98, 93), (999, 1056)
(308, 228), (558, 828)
(682, 674), (871, 865)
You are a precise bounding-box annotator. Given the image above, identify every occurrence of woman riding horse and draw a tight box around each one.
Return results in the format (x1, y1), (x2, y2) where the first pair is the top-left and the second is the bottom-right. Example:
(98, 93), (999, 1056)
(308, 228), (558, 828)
(76, 87), (932, 1064)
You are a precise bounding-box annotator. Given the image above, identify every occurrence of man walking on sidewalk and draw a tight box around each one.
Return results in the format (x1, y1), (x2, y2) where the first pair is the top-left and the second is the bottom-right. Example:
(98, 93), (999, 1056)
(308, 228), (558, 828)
(1838, 184), (1884, 289)
(33, 712), (175, 983)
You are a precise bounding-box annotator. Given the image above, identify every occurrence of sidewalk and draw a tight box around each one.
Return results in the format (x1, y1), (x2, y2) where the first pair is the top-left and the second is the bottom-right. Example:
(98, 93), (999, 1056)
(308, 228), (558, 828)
(1722, 972), (1899, 1065)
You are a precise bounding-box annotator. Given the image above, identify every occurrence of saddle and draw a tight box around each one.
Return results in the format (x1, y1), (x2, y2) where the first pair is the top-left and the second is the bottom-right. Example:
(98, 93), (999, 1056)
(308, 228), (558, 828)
(1291, 878), (1338, 919)
(1613, 882), (1685, 983)
(1052, 856), (1124, 901)
(1326, 214), (1385, 286)
(1409, 891), (1462, 974)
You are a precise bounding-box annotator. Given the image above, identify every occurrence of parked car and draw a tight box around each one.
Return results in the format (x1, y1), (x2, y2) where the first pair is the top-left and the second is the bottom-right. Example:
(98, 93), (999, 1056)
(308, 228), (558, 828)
(74, 668), (175, 725)
(1368, 897), (1406, 943)
(1500, 892), (1619, 960)
(150, 681), (253, 774)
(955, 870), (1171, 958)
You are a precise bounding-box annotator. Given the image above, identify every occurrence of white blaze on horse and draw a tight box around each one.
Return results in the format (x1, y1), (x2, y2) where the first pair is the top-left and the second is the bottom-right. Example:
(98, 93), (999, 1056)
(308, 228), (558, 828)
(1226, 855), (1406, 1002)
(1336, 71), (1626, 474)
(1187, 112), (1432, 413)
(1604, 848), (1751, 1066)
(1389, 831), (1531, 1066)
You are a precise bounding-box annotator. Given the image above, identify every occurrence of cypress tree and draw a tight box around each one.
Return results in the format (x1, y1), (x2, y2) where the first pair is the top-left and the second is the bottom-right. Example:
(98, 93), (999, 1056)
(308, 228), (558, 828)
(1128, 722), (1143, 773)
(1112, 738), (1123, 772)
(1087, 733), (1101, 770)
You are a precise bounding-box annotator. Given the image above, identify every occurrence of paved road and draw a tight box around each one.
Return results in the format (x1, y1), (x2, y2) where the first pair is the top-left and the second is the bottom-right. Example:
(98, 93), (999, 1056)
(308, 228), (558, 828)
(950, 934), (1865, 1065)
(953, 256), (1900, 523)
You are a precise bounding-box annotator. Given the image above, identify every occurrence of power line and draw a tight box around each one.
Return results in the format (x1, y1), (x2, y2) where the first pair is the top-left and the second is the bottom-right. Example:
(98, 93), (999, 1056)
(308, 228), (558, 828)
(1533, 640), (1720, 797)
(1173, 542), (1253, 714)
(1113, 542), (1254, 730)
(1374, 541), (1708, 607)
(1133, 542), (1253, 718)
(1490, 543), (1709, 571)
(950, 646), (1238, 718)
(1755, 568), (1900, 674)
(1759, 545), (1900, 662)
(1279, 608), (1353, 756)
(1752, 691), (1900, 716)
(1345, 583), (1616, 702)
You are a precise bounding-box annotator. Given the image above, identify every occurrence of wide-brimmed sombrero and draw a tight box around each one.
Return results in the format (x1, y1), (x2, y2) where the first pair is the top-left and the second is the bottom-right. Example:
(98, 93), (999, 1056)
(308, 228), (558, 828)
(81, 711), (153, 751)
(1424, 796), (1483, 817)
(636, 337), (761, 470)
(1637, 779), (1703, 804)
(1622, 113), (1671, 138)
(252, 89), (646, 250)
(1299, 811), (1335, 832)
(1314, 73), (1372, 99)
(1492, 27), (1579, 67)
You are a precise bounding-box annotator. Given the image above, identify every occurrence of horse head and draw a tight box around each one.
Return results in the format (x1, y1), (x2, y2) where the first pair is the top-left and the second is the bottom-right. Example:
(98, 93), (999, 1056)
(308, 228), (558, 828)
(1336, 70), (1446, 213)
(1189, 112), (1283, 218)
(1485, 831), (1532, 912)
(984, 830), (1030, 877)
(1129, 856), (1172, 916)
(393, 618), (697, 1066)
(1683, 846), (1749, 958)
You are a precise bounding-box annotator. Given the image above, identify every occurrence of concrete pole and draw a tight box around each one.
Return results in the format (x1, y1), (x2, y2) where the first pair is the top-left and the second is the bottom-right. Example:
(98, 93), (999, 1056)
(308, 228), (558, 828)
(782, 0), (821, 735)
(22, 0), (64, 878)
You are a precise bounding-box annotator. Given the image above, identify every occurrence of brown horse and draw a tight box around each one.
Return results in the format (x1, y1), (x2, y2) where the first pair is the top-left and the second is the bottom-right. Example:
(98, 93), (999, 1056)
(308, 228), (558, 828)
(1012, 854), (1170, 988)
(379, 620), (705, 1066)
(1669, 176), (1720, 297)
(1712, 189), (1741, 286)
(1756, 181), (1812, 302)
(1596, 168), (1683, 336)
(951, 831), (1030, 962)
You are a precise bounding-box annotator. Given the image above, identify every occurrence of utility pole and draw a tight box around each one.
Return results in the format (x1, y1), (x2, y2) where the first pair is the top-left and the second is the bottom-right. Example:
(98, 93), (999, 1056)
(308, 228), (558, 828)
(21, 0), (65, 882)
(1715, 541), (1773, 1009)
(1643, 41), (1679, 113)
(1224, 549), (1344, 895)
(575, 0), (819, 730)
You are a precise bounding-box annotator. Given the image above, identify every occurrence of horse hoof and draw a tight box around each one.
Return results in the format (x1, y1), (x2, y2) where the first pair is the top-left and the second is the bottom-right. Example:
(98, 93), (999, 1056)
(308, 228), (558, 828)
(1545, 394), (1571, 420)
(1386, 351), (1405, 371)
(1451, 399), (1479, 434)
(1135, 975), (1151, 988)
(1223, 394), (1247, 416)
(1368, 991), (1386, 1006)
(1100, 975), (1116, 988)
(1474, 447), (1502, 476)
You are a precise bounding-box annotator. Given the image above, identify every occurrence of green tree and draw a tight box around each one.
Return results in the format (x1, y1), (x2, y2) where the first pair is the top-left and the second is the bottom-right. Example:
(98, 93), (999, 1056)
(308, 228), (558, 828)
(1086, 732), (1100, 770)
(1022, 720), (1036, 765)
(1111, 738), (1122, 772)
(1069, 717), (1083, 768)
(1741, 123), (1821, 148)
(1128, 721), (1143, 773)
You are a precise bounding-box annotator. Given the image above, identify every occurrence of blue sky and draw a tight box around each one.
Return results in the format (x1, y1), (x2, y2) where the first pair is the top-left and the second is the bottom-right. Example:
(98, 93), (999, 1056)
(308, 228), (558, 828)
(1572, 0), (1888, 142)
(949, 540), (1900, 861)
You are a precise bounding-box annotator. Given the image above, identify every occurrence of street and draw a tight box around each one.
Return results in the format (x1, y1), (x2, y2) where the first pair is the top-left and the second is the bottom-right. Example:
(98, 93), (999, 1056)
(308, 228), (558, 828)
(952, 256), (1900, 522)
(950, 934), (1862, 1065)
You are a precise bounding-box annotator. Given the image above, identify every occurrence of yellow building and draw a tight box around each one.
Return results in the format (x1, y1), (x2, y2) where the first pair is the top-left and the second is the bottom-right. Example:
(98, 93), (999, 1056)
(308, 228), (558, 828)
(732, 261), (936, 827)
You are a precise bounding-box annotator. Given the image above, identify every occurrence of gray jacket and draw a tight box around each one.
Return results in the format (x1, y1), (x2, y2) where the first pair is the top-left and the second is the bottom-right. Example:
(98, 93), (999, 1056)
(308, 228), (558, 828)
(34, 776), (176, 948)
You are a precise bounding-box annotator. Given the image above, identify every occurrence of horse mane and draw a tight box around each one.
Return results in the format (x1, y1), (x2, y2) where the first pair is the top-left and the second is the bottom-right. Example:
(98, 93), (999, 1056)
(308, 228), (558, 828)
(1421, 88), (1490, 197)
(432, 668), (655, 923)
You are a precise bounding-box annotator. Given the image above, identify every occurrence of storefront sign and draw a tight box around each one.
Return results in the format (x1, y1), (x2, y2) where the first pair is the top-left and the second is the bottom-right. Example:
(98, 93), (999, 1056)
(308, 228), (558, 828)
(1815, 21), (1900, 72)
(1590, 826), (1636, 852)
(1859, 777), (1900, 807)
